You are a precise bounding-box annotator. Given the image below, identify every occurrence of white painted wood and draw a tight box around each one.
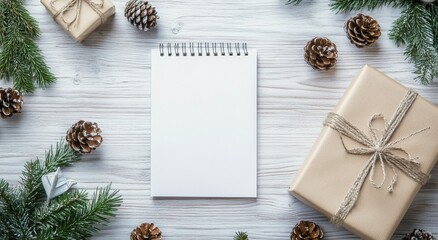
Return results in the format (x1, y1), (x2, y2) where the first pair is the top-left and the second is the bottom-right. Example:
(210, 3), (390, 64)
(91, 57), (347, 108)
(1, 0), (438, 239)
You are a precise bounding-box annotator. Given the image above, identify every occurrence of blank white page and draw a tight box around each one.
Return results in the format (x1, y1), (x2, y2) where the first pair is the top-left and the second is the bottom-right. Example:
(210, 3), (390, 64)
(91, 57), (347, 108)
(151, 45), (257, 198)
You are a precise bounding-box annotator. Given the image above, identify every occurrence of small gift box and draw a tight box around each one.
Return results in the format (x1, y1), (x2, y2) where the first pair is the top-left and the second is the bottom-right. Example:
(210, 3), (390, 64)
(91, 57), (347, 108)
(41, 0), (115, 42)
(289, 65), (438, 239)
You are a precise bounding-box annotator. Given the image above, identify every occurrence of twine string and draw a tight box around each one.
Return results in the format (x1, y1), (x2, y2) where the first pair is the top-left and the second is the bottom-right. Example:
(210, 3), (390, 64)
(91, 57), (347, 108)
(50, 0), (106, 29)
(323, 89), (430, 226)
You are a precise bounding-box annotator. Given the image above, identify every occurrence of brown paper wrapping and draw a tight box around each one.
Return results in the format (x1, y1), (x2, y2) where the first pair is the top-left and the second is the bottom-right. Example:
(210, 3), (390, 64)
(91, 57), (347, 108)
(41, 0), (115, 42)
(289, 65), (438, 240)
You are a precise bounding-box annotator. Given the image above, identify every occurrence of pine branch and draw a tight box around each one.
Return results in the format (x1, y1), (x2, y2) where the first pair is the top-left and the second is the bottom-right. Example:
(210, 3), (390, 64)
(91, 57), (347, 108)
(286, 0), (304, 5)
(35, 190), (88, 225)
(0, 211), (7, 239)
(329, 0), (408, 12)
(2, 141), (81, 239)
(0, 141), (122, 240)
(234, 231), (249, 240)
(2, 0), (38, 38)
(287, 0), (409, 10)
(390, 3), (438, 84)
(0, 180), (11, 210)
(19, 141), (81, 215)
(0, 182), (27, 239)
(39, 185), (122, 240)
(0, 0), (5, 41)
(431, 4), (438, 51)
(0, 0), (55, 93)
(0, 180), (12, 237)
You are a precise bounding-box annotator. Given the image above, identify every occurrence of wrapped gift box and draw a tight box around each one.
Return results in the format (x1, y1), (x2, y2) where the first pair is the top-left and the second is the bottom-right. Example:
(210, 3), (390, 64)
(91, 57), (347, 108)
(41, 0), (115, 42)
(289, 65), (438, 240)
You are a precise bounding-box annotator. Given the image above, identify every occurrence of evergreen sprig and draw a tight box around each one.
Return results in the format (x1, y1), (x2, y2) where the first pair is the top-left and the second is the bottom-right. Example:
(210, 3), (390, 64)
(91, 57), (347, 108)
(329, 0), (409, 12)
(390, 3), (438, 84)
(288, 0), (438, 84)
(0, 141), (122, 240)
(234, 231), (249, 240)
(0, 0), (55, 94)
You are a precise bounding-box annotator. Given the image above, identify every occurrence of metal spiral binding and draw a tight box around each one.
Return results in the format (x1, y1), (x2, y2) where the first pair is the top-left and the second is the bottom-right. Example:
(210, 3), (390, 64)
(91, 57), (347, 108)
(159, 42), (248, 57)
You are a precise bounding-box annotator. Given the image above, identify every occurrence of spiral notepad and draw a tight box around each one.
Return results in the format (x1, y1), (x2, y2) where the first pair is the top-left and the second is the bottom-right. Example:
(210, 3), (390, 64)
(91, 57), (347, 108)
(151, 43), (257, 198)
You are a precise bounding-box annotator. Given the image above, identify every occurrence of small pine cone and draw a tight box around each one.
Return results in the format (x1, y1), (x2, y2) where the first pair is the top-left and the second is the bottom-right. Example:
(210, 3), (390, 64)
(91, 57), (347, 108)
(66, 120), (102, 154)
(130, 223), (162, 240)
(345, 13), (381, 48)
(304, 37), (338, 71)
(125, 0), (159, 31)
(403, 229), (436, 240)
(291, 221), (324, 240)
(0, 87), (23, 119)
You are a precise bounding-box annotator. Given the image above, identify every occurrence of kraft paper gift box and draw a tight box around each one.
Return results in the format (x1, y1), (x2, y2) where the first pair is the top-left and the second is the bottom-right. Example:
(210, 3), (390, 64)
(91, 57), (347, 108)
(41, 0), (115, 42)
(289, 65), (438, 240)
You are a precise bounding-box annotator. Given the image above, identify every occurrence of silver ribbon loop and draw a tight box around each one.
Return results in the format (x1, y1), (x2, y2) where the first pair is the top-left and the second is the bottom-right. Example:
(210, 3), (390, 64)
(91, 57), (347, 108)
(323, 89), (430, 226)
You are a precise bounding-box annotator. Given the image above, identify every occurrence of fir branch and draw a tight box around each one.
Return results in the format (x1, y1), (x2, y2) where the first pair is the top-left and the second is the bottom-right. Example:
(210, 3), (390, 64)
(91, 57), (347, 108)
(0, 182), (26, 239)
(329, 0), (408, 12)
(234, 231), (249, 240)
(2, 0), (38, 38)
(35, 190), (88, 225)
(0, 0), (55, 93)
(390, 3), (438, 83)
(287, 0), (409, 10)
(286, 0), (304, 5)
(0, 141), (122, 240)
(19, 141), (81, 215)
(0, 180), (11, 210)
(0, 0), (5, 41)
(0, 211), (7, 239)
(39, 185), (122, 240)
(0, 180), (12, 236)
(431, 4), (438, 51)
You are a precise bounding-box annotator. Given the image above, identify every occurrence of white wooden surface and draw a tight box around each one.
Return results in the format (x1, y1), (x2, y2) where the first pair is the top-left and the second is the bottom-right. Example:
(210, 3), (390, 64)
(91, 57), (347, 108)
(1, 0), (438, 239)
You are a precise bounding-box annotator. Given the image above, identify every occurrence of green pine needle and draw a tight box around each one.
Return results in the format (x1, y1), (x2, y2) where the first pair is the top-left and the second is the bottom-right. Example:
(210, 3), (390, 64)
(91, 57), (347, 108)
(389, 2), (438, 84)
(433, 4), (438, 51)
(290, 0), (438, 84)
(329, 0), (408, 12)
(0, 0), (55, 94)
(286, 0), (304, 5)
(0, 141), (122, 240)
(234, 231), (249, 240)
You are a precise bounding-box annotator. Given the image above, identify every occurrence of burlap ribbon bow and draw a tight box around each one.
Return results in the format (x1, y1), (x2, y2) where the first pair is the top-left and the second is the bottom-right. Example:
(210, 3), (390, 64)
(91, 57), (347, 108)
(50, 0), (106, 29)
(323, 89), (430, 225)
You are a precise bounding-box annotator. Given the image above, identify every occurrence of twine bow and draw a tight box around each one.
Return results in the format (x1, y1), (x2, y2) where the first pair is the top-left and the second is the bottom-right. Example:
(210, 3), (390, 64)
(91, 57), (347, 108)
(323, 89), (430, 226)
(50, 0), (105, 29)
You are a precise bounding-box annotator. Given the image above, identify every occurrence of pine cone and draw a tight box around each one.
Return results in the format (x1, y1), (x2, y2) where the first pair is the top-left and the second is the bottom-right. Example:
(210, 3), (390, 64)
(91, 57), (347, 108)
(0, 87), (23, 119)
(130, 223), (162, 240)
(304, 37), (338, 71)
(403, 229), (436, 240)
(291, 221), (324, 240)
(66, 120), (102, 154)
(345, 13), (381, 48)
(125, 0), (159, 31)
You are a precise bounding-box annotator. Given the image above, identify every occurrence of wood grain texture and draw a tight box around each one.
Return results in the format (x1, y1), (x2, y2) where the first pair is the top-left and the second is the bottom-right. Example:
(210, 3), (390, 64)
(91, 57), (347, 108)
(1, 0), (438, 239)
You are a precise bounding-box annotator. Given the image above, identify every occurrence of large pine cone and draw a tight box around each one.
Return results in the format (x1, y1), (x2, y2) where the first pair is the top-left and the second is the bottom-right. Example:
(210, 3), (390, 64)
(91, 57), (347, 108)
(130, 223), (162, 240)
(66, 120), (102, 154)
(304, 37), (338, 71)
(403, 229), (436, 240)
(291, 221), (324, 240)
(0, 87), (23, 119)
(345, 13), (381, 48)
(125, 0), (159, 31)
